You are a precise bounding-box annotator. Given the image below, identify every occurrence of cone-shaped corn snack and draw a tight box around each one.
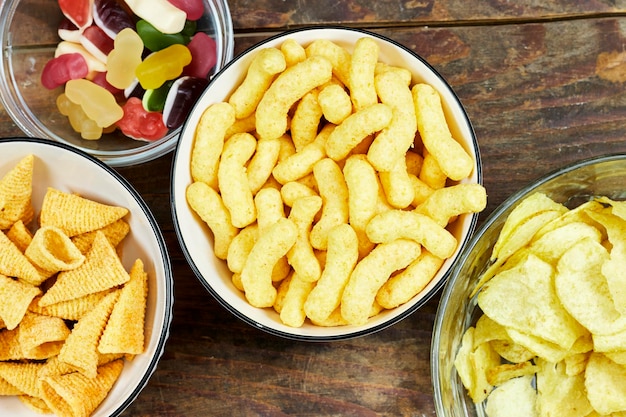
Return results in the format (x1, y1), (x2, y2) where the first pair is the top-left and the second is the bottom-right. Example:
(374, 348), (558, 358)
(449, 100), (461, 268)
(0, 154), (34, 230)
(0, 274), (41, 330)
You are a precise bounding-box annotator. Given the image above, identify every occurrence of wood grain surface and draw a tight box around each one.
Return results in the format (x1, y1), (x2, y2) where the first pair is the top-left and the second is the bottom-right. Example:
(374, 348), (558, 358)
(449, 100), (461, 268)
(2, 1), (626, 416)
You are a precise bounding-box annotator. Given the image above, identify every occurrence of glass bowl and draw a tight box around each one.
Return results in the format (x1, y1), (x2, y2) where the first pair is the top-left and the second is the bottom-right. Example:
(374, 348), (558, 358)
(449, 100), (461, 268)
(431, 153), (626, 416)
(0, 137), (173, 416)
(172, 26), (483, 341)
(0, 0), (234, 167)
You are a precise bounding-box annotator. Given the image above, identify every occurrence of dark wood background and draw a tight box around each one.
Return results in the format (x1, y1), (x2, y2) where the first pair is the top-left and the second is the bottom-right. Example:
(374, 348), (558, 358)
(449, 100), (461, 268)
(2, 1), (626, 416)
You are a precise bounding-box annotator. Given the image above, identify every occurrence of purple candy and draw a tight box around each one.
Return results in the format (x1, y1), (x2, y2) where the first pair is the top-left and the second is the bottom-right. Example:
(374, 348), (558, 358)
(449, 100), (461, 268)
(93, 0), (135, 39)
(162, 76), (209, 129)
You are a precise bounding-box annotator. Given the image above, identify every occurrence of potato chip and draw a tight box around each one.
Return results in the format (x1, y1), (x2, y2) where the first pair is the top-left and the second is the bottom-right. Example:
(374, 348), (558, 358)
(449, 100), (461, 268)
(535, 358), (593, 417)
(0, 154), (34, 230)
(0, 274), (41, 330)
(478, 253), (588, 350)
(555, 238), (626, 336)
(40, 359), (124, 417)
(38, 232), (130, 307)
(98, 259), (147, 355)
(583, 353), (626, 415)
(484, 375), (537, 417)
(58, 290), (120, 378)
(39, 188), (128, 237)
(486, 361), (537, 387)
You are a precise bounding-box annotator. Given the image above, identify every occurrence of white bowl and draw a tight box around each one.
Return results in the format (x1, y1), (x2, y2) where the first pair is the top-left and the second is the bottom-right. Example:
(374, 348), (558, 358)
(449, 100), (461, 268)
(0, 137), (173, 416)
(171, 27), (482, 341)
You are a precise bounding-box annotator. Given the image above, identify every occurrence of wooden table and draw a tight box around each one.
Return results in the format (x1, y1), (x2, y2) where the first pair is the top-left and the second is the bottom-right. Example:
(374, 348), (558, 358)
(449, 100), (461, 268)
(3, 1), (626, 415)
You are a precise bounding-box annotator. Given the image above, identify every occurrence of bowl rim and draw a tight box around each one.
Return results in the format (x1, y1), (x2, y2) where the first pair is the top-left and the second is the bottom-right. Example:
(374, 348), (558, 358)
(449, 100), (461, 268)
(171, 25), (483, 341)
(431, 152), (626, 415)
(0, 136), (174, 416)
(0, 0), (235, 168)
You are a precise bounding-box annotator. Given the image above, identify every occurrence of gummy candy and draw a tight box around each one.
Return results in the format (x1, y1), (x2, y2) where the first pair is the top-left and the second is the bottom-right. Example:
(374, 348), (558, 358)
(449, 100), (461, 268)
(136, 19), (188, 52)
(58, 0), (92, 30)
(57, 93), (103, 140)
(41, 53), (89, 90)
(106, 28), (144, 89)
(93, 0), (135, 39)
(135, 44), (192, 90)
(162, 76), (209, 129)
(64, 79), (124, 128)
(91, 72), (124, 97)
(55, 41), (106, 74)
(168, 0), (204, 21)
(183, 32), (217, 79)
(143, 80), (174, 112)
(124, 0), (187, 34)
(58, 18), (82, 43)
(117, 97), (169, 141)
(80, 25), (114, 63)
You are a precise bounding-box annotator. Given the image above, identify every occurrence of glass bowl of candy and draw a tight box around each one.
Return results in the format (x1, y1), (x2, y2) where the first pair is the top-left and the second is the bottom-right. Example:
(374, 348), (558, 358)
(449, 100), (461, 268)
(432, 153), (626, 416)
(0, 0), (234, 167)
(171, 27), (485, 341)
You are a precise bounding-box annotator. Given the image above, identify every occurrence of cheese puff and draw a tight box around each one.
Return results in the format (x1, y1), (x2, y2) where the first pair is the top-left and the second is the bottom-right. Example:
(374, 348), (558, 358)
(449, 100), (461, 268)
(419, 151), (447, 190)
(325, 103), (392, 161)
(414, 183), (487, 227)
(186, 181), (238, 260)
(247, 137), (281, 194)
(367, 70), (417, 172)
(343, 155), (378, 257)
(228, 47), (286, 119)
(318, 82), (352, 125)
(413, 83), (474, 181)
(240, 218), (298, 308)
(280, 181), (318, 207)
(226, 224), (258, 274)
(305, 39), (352, 86)
(379, 156), (415, 209)
(254, 187), (291, 282)
(272, 124), (332, 184)
(281, 39), (307, 67)
(218, 133), (257, 228)
(376, 251), (444, 309)
(279, 273), (316, 327)
(366, 210), (457, 259)
(291, 89), (323, 151)
(348, 37), (379, 111)
(310, 158), (349, 250)
(191, 102), (236, 188)
(287, 196), (323, 282)
(304, 223), (359, 323)
(341, 239), (421, 325)
(256, 55), (332, 140)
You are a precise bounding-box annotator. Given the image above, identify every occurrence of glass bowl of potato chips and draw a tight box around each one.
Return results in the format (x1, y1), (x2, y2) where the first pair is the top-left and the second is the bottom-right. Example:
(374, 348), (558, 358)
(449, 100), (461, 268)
(0, 138), (173, 416)
(432, 153), (626, 416)
(172, 26), (485, 341)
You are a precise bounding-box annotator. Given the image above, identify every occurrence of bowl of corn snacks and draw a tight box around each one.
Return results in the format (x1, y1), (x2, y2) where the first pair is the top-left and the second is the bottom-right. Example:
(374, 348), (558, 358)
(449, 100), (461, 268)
(432, 153), (626, 416)
(0, 137), (173, 416)
(172, 26), (485, 341)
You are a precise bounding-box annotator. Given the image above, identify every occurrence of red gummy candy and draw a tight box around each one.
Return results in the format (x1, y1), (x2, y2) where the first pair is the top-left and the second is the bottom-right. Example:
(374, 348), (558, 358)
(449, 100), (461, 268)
(183, 32), (217, 79)
(58, 0), (92, 30)
(81, 25), (115, 63)
(91, 72), (124, 97)
(41, 53), (89, 90)
(117, 97), (169, 141)
(168, 0), (204, 21)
